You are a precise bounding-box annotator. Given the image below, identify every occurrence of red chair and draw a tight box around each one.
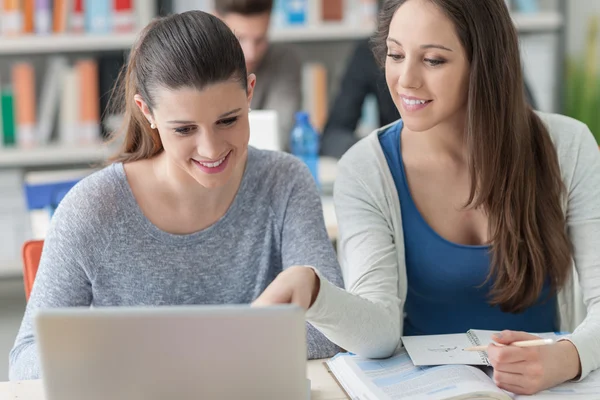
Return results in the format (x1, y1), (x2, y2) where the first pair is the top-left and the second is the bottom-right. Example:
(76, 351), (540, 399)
(21, 240), (44, 301)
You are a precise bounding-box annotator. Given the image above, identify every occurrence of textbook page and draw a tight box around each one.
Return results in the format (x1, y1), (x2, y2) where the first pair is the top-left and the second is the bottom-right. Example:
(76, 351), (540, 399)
(517, 368), (600, 399)
(327, 349), (511, 400)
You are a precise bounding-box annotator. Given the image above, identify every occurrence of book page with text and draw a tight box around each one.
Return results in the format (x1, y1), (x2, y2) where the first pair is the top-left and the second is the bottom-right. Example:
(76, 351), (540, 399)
(328, 350), (511, 400)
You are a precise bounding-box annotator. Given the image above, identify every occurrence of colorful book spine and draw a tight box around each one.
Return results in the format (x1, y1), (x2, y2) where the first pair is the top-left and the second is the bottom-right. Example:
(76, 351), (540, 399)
(322, 0), (343, 22)
(12, 62), (37, 148)
(84, 0), (111, 34)
(38, 57), (68, 144)
(286, 0), (307, 25)
(77, 59), (100, 144)
(2, 0), (24, 35)
(71, 0), (85, 33)
(35, 0), (52, 34)
(114, 0), (134, 33)
(58, 66), (79, 145)
(1, 87), (16, 147)
(301, 63), (328, 133)
(23, 0), (34, 33)
(52, 0), (69, 33)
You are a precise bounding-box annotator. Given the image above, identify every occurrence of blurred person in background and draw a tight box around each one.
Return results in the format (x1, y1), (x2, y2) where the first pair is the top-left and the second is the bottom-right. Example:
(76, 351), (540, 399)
(215, 0), (302, 149)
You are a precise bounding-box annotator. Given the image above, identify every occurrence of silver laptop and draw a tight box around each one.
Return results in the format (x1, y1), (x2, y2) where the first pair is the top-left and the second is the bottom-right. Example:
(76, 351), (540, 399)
(35, 304), (307, 400)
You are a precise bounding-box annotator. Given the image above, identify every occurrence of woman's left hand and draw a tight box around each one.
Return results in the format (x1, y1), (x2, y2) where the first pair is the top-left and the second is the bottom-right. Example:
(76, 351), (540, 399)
(252, 266), (320, 310)
(487, 330), (582, 395)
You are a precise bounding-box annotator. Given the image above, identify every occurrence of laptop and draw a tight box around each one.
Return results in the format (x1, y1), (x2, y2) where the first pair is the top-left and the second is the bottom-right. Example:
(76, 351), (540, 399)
(35, 304), (308, 400)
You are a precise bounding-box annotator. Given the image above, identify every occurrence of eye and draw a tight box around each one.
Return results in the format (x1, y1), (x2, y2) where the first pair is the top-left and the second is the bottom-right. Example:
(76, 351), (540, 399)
(217, 116), (239, 127)
(173, 126), (196, 135)
(425, 58), (446, 67)
(387, 53), (404, 61)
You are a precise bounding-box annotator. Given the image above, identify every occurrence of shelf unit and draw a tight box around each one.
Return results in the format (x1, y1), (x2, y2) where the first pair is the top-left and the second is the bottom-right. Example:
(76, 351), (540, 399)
(0, 13), (563, 54)
(0, 33), (139, 55)
(271, 23), (375, 42)
(512, 11), (564, 32)
(0, 144), (112, 169)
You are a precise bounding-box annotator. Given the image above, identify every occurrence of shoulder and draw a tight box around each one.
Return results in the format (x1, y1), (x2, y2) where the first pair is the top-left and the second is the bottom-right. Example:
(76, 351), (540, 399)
(536, 111), (591, 148)
(535, 111), (597, 173)
(246, 146), (316, 191)
(52, 163), (129, 230)
(337, 120), (400, 180)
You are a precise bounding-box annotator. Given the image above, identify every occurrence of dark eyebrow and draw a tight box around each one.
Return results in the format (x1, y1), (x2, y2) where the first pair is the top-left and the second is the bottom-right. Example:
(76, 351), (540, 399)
(166, 108), (243, 124)
(218, 108), (242, 118)
(386, 37), (453, 52)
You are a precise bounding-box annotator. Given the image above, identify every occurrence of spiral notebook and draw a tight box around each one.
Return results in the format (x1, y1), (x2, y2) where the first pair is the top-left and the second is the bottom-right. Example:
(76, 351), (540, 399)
(401, 330), (568, 367)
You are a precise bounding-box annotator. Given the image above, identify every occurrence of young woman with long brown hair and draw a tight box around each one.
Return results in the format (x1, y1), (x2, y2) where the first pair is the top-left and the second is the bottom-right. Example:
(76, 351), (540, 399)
(255, 0), (600, 394)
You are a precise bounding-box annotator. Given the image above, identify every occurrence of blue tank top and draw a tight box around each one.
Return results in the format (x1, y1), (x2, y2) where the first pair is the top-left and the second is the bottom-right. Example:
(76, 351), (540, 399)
(379, 121), (557, 336)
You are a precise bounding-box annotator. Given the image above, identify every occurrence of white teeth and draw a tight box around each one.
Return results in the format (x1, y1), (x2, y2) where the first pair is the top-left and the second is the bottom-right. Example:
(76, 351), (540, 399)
(403, 98), (427, 105)
(198, 155), (226, 168)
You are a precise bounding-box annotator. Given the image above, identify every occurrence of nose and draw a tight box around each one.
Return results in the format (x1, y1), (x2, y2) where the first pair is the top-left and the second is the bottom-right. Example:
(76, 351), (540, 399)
(195, 129), (225, 160)
(398, 58), (422, 90)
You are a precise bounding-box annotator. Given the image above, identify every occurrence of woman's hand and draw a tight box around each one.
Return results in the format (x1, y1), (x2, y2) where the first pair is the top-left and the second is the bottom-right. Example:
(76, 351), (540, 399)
(252, 266), (321, 310)
(487, 330), (582, 395)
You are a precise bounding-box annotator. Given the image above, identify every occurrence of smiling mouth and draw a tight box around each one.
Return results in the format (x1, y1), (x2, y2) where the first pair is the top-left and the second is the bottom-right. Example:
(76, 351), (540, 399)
(402, 98), (432, 105)
(193, 151), (231, 168)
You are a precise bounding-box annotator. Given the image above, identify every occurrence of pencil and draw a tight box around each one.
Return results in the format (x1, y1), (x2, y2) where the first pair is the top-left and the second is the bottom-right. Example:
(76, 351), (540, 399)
(463, 338), (555, 352)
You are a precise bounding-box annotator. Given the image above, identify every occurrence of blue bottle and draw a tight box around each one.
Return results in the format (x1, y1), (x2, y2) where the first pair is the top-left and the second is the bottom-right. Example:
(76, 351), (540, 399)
(290, 111), (320, 187)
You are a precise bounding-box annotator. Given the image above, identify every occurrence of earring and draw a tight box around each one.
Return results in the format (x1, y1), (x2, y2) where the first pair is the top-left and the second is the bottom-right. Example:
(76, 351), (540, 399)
(150, 122), (156, 129)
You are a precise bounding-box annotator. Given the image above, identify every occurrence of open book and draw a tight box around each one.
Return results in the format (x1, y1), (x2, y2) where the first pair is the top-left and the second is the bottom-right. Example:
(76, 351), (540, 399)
(401, 330), (568, 366)
(327, 349), (600, 400)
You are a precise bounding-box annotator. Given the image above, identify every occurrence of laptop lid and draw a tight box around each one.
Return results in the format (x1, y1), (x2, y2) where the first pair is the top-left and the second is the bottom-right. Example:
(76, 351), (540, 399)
(35, 304), (307, 400)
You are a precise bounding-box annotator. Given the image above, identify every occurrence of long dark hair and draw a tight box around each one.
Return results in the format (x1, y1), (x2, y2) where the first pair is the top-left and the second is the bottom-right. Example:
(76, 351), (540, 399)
(109, 10), (247, 163)
(372, 0), (572, 313)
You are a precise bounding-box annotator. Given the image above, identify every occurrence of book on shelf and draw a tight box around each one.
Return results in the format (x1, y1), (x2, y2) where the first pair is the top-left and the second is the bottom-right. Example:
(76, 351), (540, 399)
(0, 0), (137, 37)
(1, 85), (16, 147)
(328, 347), (600, 400)
(171, 0), (376, 30)
(0, 58), (103, 149)
(272, 0), (377, 29)
(301, 62), (328, 133)
(1, 0), (22, 35)
(12, 62), (37, 148)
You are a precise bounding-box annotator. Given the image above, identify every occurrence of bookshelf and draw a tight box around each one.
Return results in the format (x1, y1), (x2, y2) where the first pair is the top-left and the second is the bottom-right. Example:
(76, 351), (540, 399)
(0, 145), (112, 168)
(512, 11), (563, 32)
(0, 33), (139, 55)
(271, 24), (375, 42)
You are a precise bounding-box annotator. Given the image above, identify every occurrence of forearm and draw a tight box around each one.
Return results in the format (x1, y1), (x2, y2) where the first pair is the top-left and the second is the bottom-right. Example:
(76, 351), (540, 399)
(9, 339), (40, 381)
(306, 275), (401, 359)
(564, 305), (600, 380)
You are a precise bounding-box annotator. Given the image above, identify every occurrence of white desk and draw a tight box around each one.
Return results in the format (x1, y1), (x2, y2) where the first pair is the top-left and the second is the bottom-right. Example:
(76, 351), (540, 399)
(0, 359), (348, 400)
